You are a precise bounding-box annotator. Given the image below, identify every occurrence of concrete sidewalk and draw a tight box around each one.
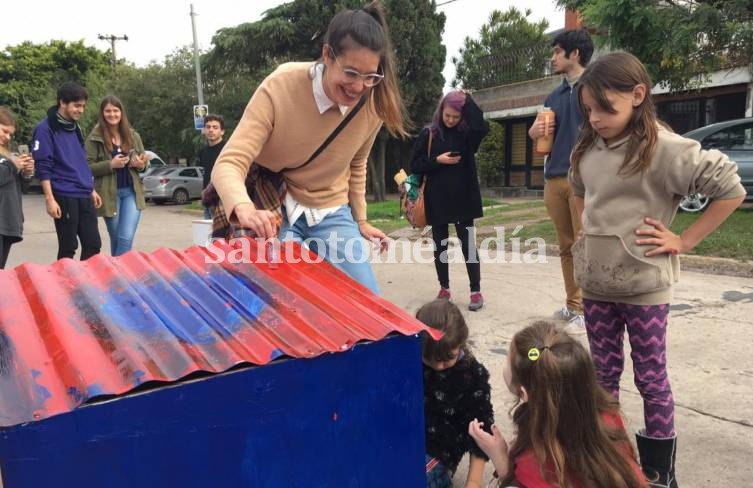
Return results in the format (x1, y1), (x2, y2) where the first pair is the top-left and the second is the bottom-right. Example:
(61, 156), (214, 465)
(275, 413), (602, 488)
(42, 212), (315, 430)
(9, 194), (753, 487)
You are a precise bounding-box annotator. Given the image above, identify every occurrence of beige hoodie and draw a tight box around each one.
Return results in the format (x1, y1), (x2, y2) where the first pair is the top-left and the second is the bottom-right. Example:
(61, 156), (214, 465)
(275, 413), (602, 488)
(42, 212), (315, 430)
(569, 127), (744, 305)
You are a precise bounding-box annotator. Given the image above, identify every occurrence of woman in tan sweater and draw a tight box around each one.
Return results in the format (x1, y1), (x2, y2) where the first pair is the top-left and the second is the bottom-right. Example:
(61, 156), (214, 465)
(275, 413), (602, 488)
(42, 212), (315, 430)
(212, 1), (408, 294)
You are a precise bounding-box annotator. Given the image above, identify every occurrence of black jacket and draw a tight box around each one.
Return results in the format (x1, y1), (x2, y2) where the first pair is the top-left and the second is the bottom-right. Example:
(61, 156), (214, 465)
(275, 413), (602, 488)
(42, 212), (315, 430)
(410, 96), (489, 225)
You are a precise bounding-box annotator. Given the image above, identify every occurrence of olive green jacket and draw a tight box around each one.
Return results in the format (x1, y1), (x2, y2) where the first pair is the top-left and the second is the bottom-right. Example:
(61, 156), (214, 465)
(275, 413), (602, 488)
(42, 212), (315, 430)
(85, 127), (148, 218)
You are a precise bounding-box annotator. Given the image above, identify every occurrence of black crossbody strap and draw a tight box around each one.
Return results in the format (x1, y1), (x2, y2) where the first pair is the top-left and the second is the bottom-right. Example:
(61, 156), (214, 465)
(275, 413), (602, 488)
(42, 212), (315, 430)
(292, 95), (368, 170)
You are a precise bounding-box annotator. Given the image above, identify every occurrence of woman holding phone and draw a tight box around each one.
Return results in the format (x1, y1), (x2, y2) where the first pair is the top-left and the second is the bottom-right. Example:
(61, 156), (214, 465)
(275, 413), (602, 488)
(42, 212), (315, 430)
(85, 95), (149, 256)
(0, 106), (35, 268)
(410, 90), (489, 311)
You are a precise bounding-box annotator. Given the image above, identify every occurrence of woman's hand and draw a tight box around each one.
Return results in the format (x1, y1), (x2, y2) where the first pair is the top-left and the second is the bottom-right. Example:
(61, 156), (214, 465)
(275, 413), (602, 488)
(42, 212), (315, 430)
(468, 419), (508, 461)
(14, 154), (34, 175)
(234, 203), (278, 239)
(358, 221), (389, 253)
(129, 152), (148, 170)
(436, 152), (461, 165)
(110, 153), (129, 170)
(635, 217), (686, 256)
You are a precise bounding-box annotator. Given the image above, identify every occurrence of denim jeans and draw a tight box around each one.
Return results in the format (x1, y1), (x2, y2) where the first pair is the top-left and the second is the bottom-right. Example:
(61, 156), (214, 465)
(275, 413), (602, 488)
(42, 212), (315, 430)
(104, 186), (142, 256)
(279, 205), (379, 294)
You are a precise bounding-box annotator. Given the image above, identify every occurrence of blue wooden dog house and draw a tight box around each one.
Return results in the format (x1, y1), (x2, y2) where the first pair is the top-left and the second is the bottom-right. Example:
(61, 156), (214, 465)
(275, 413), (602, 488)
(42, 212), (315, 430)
(0, 239), (436, 487)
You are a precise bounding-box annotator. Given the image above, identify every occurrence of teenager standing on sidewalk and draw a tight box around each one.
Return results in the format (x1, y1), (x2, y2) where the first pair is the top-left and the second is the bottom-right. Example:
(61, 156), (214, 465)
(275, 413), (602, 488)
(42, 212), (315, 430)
(85, 95), (149, 256)
(528, 29), (594, 329)
(197, 114), (226, 219)
(0, 107), (35, 268)
(33, 82), (102, 261)
(410, 90), (489, 311)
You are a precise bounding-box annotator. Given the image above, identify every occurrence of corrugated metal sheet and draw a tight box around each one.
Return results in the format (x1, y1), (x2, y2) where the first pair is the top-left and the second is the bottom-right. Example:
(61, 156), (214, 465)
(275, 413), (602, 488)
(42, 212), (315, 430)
(0, 238), (435, 427)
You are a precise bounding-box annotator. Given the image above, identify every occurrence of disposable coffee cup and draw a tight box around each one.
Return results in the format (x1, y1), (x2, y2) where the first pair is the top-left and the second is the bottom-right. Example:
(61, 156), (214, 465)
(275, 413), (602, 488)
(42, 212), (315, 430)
(535, 108), (555, 155)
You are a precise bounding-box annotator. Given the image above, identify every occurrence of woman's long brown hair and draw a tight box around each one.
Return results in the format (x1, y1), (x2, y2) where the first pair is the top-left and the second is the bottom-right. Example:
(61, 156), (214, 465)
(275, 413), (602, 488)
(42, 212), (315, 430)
(324, 1), (410, 138)
(571, 52), (658, 178)
(95, 95), (135, 153)
(500, 321), (645, 488)
(0, 107), (16, 159)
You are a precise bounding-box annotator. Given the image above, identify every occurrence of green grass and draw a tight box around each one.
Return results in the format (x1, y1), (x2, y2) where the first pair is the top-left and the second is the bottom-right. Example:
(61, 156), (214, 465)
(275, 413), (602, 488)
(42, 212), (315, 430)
(670, 207), (753, 260)
(365, 197), (753, 261)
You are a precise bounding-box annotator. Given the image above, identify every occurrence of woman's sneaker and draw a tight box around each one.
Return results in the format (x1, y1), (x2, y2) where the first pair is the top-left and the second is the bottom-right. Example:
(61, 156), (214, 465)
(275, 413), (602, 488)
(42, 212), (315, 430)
(469, 292), (484, 311)
(437, 287), (451, 300)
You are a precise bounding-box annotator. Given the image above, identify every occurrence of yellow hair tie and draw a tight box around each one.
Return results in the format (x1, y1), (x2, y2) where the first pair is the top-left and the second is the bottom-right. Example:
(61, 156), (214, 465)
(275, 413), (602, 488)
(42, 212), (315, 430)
(527, 347), (541, 361)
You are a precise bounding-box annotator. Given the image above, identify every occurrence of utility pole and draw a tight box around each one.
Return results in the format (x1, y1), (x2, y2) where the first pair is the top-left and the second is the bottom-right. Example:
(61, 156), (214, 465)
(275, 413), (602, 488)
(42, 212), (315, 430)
(97, 34), (128, 67)
(190, 4), (205, 105)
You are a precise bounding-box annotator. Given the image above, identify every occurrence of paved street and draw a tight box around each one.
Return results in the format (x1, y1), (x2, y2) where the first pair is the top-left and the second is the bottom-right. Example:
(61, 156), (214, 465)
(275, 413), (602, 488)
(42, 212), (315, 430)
(9, 194), (753, 487)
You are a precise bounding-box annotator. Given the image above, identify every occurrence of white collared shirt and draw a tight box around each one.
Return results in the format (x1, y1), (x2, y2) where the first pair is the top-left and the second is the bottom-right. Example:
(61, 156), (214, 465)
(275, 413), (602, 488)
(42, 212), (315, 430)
(284, 64), (348, 228)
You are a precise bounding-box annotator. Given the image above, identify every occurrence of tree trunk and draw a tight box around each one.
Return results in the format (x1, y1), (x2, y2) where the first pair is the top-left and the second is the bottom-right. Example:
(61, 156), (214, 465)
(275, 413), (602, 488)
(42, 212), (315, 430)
(368, 128), (388, 202)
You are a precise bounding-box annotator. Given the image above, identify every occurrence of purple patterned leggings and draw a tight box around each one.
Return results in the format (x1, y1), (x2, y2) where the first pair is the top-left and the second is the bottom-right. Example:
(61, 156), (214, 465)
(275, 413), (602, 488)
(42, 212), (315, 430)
(583, 299), (675, 438)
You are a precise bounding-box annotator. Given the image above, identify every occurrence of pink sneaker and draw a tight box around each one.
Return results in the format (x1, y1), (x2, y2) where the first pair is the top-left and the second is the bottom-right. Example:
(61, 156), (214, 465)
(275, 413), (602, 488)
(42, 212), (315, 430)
(469, 292), (484, 311)
(437, 287), (451, 300)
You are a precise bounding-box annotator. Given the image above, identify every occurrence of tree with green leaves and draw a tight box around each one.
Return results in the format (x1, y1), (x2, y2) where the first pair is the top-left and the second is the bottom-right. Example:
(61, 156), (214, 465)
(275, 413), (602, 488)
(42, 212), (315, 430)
(452, 7), (549, 90)
(0, 41), (111, 145)
(203, 0), (446, 201)
(556, 0), (753, 90)
(108, 48), (201, 162)
(476, 120), (505, 187)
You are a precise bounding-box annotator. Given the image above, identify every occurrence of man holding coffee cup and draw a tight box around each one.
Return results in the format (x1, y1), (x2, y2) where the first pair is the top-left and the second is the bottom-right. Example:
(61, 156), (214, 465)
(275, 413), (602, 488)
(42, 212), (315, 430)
(528, 29), (594, 331)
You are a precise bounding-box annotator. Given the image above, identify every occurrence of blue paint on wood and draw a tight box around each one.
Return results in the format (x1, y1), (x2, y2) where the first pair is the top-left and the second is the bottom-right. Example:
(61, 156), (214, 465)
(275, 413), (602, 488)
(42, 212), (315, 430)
(0, 335), (425, 487)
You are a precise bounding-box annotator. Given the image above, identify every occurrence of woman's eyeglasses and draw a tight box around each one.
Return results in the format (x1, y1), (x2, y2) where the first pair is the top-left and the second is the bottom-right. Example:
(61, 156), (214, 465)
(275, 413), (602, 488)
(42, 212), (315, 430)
(329, 48), (384, 88)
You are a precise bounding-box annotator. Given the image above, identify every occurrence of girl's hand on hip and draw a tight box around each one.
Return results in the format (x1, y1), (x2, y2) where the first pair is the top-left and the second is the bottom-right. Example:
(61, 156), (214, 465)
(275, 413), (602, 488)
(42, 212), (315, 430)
(635, 217), (686, 256)
(234, 203), (277, 239)
(437, 152), (461, 165)
(468, 419), (508, 459)
(358, 221), (389, 253)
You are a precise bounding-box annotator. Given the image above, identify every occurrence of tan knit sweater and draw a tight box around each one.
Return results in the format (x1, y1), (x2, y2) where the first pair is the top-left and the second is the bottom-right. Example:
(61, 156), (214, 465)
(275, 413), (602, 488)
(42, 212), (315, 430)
(211, 62), (382, 222)
(569, 127), (745, 305)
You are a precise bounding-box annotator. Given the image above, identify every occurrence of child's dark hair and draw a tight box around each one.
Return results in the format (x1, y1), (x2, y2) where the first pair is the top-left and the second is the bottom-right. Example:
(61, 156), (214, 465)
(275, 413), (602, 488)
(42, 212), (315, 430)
(416, 299), (468, 362)
(204, 114), (225, 129)
(571, 51), (658, 177)
(501, 321), (644, 488)
(551, 29), (594, 67)
(57, 81), (88, 105)
(324, 1), (409, 137)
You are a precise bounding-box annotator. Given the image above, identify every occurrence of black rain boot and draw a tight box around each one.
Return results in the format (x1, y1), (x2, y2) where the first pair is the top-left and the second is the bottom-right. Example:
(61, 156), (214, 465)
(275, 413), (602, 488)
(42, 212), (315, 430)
(635, 430), (679, 488)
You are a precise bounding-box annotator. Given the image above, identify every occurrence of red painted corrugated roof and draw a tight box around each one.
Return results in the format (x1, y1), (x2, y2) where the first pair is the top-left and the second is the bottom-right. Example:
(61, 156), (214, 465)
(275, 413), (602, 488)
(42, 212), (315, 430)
(0, 238), (436, 427)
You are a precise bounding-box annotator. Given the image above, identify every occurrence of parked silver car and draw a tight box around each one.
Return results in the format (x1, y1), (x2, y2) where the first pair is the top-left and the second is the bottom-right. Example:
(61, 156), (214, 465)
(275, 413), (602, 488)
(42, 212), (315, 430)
(138, 150), (168, 180)
(142, 166), (204, 205)
(680, 118), (753, 212)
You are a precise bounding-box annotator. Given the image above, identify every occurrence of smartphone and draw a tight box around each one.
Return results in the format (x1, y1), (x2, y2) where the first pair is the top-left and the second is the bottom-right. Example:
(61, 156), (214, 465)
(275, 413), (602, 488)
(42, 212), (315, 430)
(449, 151), (461, 157)
(17, 144), (30, 155)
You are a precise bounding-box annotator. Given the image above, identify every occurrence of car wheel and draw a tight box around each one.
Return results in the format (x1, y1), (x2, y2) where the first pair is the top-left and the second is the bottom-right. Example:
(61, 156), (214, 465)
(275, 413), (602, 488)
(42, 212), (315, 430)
(679, 193), (710, 212)
(173, 189), (189, 205)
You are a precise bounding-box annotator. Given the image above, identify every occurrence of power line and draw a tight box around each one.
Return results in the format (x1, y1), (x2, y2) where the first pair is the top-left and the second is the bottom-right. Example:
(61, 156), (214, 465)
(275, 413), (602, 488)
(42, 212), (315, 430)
(436, 0), (460, 6)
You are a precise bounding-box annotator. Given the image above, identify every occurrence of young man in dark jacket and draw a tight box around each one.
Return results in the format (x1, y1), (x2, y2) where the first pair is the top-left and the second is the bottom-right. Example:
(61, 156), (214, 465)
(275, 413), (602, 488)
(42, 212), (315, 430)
(197, 113), (226, 219)
(33, 82), (102, 260)
(528, 29), (594, 331)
